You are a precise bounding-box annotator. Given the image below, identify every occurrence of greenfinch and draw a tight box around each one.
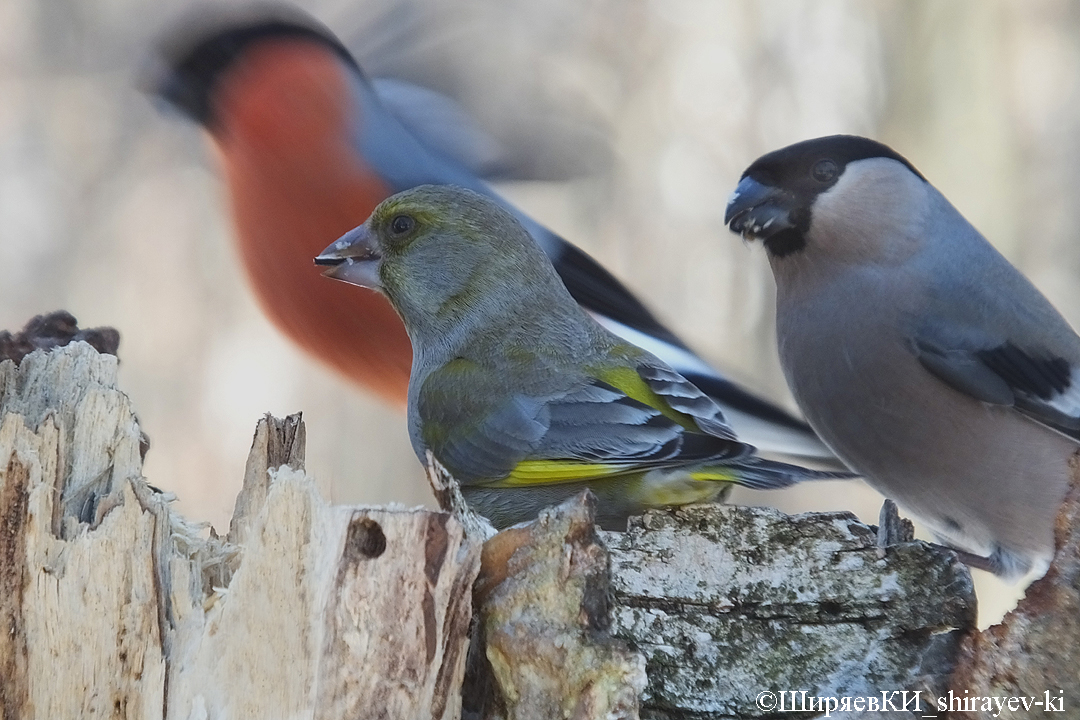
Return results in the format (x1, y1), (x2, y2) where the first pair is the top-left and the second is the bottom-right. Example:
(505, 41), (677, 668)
(317, 185), (849, 528)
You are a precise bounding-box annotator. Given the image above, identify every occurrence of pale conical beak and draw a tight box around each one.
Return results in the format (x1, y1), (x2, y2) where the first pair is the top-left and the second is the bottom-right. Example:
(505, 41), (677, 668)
(315, 223), (384, 290)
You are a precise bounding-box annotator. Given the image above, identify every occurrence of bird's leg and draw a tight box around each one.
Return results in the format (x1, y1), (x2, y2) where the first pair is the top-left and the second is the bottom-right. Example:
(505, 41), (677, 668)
(875, 498), (1006, 573)
(942, 547), (1005, 575)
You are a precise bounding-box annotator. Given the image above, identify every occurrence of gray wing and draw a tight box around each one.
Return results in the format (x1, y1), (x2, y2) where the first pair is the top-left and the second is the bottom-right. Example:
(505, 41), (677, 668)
(371, 78), (507, 177)
(416, 360), (752, 486)
(910, 232), (1080, 440)
(913, 328), (1080, 441)
(635, 361), (738, 440)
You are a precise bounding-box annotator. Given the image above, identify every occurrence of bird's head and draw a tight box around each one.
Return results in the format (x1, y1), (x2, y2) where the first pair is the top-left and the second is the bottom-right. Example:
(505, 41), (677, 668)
(316, 185), (573, 338)
(725, 135), (929, 266)
(150, 6), (360, 138)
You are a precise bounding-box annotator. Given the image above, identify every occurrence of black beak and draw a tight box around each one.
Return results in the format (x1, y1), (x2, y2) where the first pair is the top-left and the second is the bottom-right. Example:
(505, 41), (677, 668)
(724, 176), (797, 241)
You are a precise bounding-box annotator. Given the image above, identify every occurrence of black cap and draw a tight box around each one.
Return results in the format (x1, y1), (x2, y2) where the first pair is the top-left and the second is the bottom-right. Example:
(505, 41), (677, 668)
(151, 5), (359, 127)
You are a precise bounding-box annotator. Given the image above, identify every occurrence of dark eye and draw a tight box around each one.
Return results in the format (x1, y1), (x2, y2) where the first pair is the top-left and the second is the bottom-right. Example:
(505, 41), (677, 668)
(811, 159), (838, 183)
(389, 214), (415, 236)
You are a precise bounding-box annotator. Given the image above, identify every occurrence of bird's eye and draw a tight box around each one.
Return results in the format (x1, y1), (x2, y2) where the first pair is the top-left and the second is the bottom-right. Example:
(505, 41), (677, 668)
(811, 159), (838, 183)
(389, 214), (415, 236)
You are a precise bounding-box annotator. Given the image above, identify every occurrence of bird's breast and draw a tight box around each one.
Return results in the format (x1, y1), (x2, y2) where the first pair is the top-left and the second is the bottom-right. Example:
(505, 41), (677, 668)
(775, 272), (1072, 564)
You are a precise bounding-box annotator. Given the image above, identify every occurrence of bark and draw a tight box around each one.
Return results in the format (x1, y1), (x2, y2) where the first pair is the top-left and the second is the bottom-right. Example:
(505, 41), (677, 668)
(9, 336), (1070, 720)
(0, 310), (119, 365)
(468, 493), (647, 720)
(465, 492), (976, 720)
(949, 457), (1080, 719)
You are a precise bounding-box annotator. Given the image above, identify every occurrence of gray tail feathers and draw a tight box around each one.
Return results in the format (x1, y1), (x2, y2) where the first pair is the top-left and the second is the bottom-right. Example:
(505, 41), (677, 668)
(732, 457), (858, 490)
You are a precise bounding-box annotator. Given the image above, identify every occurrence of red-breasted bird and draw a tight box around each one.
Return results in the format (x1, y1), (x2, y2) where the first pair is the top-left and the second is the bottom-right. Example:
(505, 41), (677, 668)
(151, 5), (837, 464)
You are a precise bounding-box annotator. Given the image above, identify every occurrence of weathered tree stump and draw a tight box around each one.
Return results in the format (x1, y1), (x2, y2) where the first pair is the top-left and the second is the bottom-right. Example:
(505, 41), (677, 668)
(465, 494), (975, 720)
(0, 342), (479, 719)
(4, 332), (1076, 720)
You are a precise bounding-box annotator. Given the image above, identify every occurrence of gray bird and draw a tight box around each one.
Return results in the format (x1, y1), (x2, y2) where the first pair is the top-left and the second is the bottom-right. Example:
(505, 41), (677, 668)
(724, 135), (1080, 579)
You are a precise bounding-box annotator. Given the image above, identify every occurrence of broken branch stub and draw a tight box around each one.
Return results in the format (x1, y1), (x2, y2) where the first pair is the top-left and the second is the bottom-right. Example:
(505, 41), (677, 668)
(0, 342), (481, 719)
(471, 492), (647, 720)
(0, 333), (1016, 720)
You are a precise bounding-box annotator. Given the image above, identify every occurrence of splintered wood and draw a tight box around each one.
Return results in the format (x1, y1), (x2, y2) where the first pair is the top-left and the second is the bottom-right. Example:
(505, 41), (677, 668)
(470, 495), (647, 720)
(0, 343), (480, 719)
(8, 340), (1065, 720)
(0, 342), (162, 718)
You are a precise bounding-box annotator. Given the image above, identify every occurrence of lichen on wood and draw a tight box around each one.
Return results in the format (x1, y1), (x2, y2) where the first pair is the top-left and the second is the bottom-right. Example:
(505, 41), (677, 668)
(603, 505), (976, 718)
(1, 332), (1036, 720)
(459, 490), (976, 719)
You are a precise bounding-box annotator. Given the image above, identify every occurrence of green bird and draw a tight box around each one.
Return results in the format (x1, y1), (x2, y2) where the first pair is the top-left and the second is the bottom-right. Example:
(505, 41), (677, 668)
(316, 185), (850, 529)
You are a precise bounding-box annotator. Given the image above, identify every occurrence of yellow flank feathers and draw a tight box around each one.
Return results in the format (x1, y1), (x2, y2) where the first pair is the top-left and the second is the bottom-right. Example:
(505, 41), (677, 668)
(592, 366), (698, 430)
(497, 459), (631, 486)
(633, 469), (734, 506)
(688, 469), (736, 483)
(635, 482), (726, 507)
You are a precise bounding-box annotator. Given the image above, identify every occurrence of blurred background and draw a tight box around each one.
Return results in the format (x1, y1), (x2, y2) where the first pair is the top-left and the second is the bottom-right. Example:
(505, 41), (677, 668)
(3, 0), (1078, 623)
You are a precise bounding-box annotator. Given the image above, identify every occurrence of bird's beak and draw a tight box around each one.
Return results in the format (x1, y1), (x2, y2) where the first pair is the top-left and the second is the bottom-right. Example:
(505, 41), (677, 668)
(143, 25), (216, 127)
(315, 223), (384, 290)
(150, 69), (202, 123)
(724, 176), (797, 242)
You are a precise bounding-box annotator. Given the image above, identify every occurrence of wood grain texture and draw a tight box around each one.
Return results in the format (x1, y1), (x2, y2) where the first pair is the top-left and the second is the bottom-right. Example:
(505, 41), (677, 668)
(0, 344), (481, 720)
(0, 342), (165, 719)
(0, 341), (1031, 720)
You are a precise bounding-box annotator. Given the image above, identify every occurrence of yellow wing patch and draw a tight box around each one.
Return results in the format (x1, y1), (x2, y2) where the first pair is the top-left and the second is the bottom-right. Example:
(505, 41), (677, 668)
(495, 459), (633, 486)
(591, 366), (698, 431)
(635, 482), (727, 507)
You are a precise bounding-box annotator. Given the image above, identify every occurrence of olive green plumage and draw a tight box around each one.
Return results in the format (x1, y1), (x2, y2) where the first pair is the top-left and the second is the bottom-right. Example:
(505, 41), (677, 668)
(317, 185), (847, 528)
